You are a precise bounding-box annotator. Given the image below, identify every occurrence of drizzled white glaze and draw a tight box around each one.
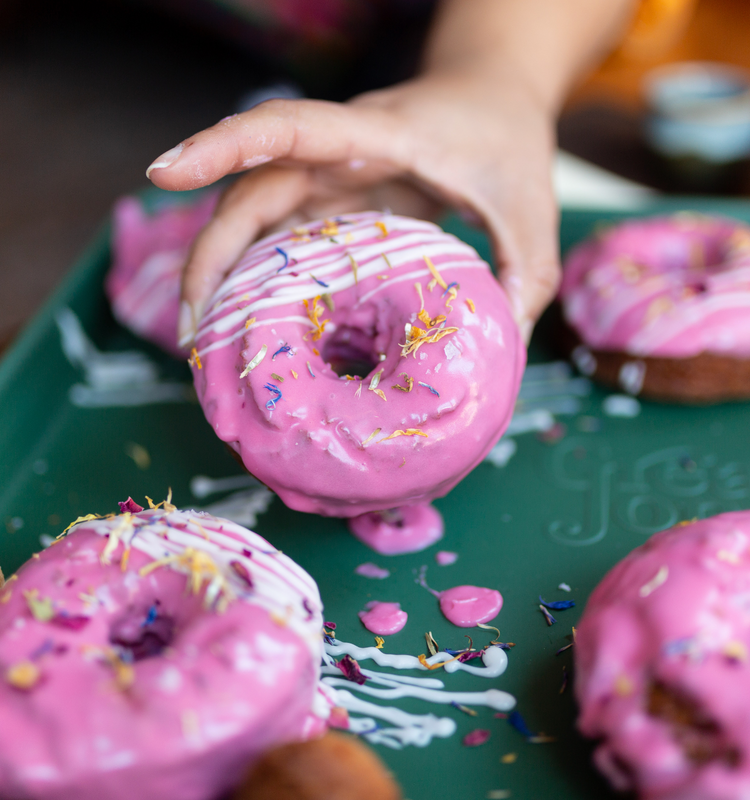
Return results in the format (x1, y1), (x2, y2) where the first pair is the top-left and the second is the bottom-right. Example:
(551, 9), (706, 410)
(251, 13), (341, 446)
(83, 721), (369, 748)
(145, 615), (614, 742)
(319, 638), (515, 749)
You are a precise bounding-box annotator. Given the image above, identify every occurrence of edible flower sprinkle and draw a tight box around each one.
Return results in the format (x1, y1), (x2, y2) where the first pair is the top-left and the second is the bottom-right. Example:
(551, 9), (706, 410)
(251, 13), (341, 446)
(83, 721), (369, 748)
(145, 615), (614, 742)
(270, 373), (284, 382)
(310, 274), (329, 288)
(245, 316), (256, 329)
(375, 637), (385, 649)
(348, 253), (359, 283)
(302, 296), (329, 340)
(375, 220), (388, 237)
(6, 661), (41, 690)
(291, 370), (298, 379)
(381, 429), (428, 441)
(321, 293), (335, 312)
(321, 219), (339, 236)
(424, 255), (447, 290)
(272, 343), (292, 361)
(539, 605), (556, 626)
(466, 298), (476, 313)
(264, 383), (282, 410)
(335, 655), (366, 685)
(539, 596), (575, 610)
(24, 590), (54, 622)
(640, 565), (669, 597)
(306, 361), (316, 378)
(382, 253), (393, 269)
(425, 632), (439, 656)
(392, 373), (414, 392)
(275, 246), (289, 271)
(59, 513), (104, 538)
(401, 323), (459, 358)
(418, 381), (439, 396)
(444, 284), (459, 312)
(361, 428), (382, 447)
(507, 711), (555, 743)
(240, 344), (268, 377)
(139, 547), (234, 610)
(463, 729), (491, 747)
(368, 369), (387, 402)
(452, 701), (478, 716)
(188, 347), (202, 369)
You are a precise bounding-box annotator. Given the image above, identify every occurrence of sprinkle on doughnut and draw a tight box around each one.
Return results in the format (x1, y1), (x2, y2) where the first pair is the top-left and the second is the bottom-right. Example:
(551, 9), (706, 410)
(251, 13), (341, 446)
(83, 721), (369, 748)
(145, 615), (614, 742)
(419, 381), (440, 396)
(348, 253), (359, 284)
(6, 661), (41, 691)
(361, 428), (382, 447)
(392, 373), (414, 392)
(302, 296), (329, 340)
(424, 255), (447, 290)
(375, 220), (388, 238)
(381, 429), (428, 441)
(188, 347), (202, 369)
(272, 343), (292, 361)
(466, 298), (476, 313)
(240, 344), (267, 377)
(245, 316), (256, 329)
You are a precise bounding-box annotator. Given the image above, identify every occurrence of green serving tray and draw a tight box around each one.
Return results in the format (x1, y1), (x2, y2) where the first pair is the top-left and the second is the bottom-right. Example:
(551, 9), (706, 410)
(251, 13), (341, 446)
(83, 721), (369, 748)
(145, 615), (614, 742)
(3, 195), (750, 800)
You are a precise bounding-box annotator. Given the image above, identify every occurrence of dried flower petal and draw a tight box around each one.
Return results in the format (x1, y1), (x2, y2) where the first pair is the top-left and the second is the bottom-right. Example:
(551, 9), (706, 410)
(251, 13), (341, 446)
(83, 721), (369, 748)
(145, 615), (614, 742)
(463, 729), (491, 747)
(335, 654), (366, 685)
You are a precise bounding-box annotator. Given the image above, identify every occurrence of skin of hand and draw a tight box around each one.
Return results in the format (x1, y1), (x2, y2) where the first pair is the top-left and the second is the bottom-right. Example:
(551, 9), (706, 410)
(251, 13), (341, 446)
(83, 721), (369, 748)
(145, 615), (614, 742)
(147, 0), (636, 348)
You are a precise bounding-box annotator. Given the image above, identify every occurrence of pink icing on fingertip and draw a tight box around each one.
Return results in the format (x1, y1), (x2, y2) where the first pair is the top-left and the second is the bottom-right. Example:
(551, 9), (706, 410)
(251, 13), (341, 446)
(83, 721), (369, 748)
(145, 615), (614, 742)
(439, 585), (503, 627)
(358, 601), (408, 635)
(435, 550), (458, 566)
(348, 504), (443, 555)
(355, 562), (391, 579)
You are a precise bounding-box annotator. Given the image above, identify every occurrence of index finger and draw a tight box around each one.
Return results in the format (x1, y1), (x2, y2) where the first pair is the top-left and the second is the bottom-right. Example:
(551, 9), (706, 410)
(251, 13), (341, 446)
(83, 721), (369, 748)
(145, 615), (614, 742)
(146, 99), (402, 192)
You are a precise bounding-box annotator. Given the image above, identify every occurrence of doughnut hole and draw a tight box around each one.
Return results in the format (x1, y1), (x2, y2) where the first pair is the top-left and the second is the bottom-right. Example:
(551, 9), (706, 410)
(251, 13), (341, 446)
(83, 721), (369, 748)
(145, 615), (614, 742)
(109, 601), (176, 661)
(647, 681), (740, 767)
(321, 325), (380, 379)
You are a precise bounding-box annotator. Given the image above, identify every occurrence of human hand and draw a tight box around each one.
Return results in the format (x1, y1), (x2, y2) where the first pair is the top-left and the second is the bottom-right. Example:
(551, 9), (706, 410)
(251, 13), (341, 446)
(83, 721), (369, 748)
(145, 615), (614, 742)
(147, 69), (560, 347)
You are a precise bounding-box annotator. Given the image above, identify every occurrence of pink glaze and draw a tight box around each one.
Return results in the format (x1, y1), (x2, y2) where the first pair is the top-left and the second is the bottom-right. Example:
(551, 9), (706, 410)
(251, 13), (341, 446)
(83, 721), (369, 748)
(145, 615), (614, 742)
(560, 215), (750, 359)
(0, 506), (324, 800)
(358, 601), (408, 635)
(191, 211), (525, 517)
(354, 563), (390, 579)
(439, 585), (503, 628)
(435, 550), (458, 566)
(348, 504), (443, 555)
(107, 193), (218, 358)
(576, 511), (750, 800)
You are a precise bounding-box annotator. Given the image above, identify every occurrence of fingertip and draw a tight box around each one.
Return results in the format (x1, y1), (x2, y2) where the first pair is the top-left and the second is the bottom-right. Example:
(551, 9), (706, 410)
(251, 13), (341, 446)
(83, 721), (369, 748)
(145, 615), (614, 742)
(146, 143), (185, 182)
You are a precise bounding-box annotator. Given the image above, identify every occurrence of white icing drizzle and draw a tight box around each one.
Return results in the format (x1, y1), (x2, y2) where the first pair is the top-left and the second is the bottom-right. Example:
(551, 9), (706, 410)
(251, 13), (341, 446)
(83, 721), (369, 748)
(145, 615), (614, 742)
(193, 214), (490, 358)
(320, 638), (515, 749)
(69, 508), (323, 659)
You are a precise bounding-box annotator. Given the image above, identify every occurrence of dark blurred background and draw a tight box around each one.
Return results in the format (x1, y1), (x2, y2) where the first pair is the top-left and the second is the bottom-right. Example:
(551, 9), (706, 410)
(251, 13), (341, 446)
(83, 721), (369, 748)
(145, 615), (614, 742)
(2, 0), (750, 350)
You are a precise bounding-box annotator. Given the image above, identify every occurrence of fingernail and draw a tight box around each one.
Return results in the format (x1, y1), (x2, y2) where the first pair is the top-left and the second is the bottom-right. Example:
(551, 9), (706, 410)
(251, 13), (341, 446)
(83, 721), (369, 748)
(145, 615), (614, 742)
(177, 301), (196, 348)
(146, 142), (185, 179)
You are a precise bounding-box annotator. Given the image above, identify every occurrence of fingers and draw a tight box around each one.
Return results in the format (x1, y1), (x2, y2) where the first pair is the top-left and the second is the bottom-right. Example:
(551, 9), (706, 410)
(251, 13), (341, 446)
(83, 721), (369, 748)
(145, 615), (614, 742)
(468, 162), (560, 344)
(148, 99), (401, 192)
(178, 166), (311, 346)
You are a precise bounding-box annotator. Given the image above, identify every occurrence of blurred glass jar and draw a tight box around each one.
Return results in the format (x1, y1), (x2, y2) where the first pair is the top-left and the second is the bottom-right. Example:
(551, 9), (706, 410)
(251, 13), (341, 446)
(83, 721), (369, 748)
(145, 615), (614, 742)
(643, 61), (750, 192)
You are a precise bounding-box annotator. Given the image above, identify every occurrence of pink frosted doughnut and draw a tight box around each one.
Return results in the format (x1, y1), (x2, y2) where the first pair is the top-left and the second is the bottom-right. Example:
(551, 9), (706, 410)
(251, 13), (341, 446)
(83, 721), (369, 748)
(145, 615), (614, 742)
(561, 214), (750, 359)
(107, 193), (218, 358)
(192, 212), (525, 517)
(576, 512), (750, 799)
(0, 502), (324, 800)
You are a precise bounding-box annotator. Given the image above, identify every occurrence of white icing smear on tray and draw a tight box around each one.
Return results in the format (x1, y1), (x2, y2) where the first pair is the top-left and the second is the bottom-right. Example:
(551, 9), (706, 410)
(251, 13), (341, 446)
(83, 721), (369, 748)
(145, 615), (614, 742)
(320, 638), (515, 749)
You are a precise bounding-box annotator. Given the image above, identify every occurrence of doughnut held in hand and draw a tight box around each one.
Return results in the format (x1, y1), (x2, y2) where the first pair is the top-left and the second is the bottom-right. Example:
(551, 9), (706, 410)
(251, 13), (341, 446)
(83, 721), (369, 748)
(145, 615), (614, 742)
(191, 212), (525, 517)
(0, 499), (324, 800)
(576, 512), (750, 799)
(560, 214), (750, 402)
